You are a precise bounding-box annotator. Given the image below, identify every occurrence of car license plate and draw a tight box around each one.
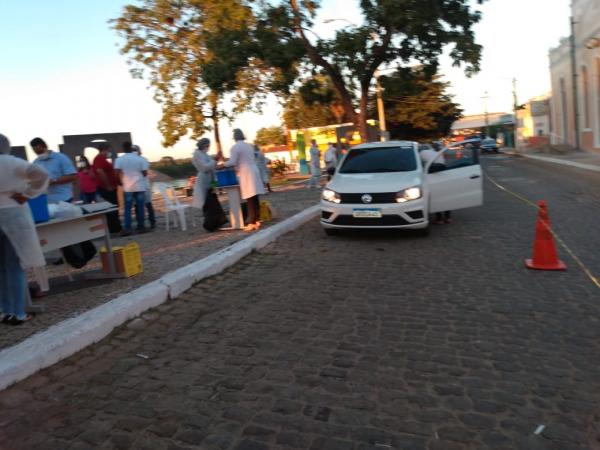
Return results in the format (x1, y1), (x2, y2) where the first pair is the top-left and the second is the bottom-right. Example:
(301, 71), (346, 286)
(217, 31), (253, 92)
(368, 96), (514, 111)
(352, 208), (382, 218)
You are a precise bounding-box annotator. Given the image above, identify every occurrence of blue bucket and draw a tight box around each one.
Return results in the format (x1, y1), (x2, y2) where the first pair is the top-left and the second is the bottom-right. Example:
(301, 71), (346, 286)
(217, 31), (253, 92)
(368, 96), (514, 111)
(28, 194), (50, 223)
(216, 169), (238, 187)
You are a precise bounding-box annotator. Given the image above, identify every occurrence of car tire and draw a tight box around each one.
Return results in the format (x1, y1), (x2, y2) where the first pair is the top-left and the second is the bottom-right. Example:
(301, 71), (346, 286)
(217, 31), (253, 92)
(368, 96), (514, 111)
(324, 228), (338, 236)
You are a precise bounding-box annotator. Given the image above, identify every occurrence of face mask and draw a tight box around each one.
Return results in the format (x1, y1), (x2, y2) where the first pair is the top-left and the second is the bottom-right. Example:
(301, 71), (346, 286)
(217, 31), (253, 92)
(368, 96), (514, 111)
(38, 151), (50, 160)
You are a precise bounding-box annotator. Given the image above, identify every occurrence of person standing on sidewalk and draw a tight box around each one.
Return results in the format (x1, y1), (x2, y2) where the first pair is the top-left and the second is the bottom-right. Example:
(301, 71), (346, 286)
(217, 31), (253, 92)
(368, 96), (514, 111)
(254, 145), (272, 193)
(132, 145), (156, 229)
(114, 142), (150, 236)
(220, 129), (265, 232)
(191, 138), (217, 210)
(76, 156), (97, 203)
(308, 139), (321, 188)
(0, 133), (49, 325)
(92, 143), (122, 233)
(323, 142), (338, 181)
(30, 137), (76, 203)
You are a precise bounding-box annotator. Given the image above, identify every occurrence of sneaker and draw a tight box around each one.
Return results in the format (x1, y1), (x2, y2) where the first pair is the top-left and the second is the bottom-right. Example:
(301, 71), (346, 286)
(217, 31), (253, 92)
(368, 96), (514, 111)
(120, 230), (132, 237)
(9, 314), (33, 325)
(1, 314), (14, 324)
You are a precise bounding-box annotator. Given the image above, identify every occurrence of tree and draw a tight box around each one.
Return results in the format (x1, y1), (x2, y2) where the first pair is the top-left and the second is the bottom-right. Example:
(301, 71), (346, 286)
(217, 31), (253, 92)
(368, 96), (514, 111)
(282, 75), (349, 129)
(259, 0), (485, 142)
(255, 126), (287, 146)
(112, 0), (281, 150)
(379, 67), (463, 141)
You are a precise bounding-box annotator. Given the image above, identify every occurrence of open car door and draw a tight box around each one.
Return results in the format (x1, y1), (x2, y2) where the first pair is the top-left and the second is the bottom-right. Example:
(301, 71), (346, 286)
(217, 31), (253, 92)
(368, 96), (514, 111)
(426, 145), (483, 214)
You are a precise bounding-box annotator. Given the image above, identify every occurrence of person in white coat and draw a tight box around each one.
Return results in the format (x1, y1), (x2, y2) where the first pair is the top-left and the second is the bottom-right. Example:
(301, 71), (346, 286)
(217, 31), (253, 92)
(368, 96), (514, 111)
(323, 142), (338, 181)
(192, 138), (217, 210)
(307, 139), (321, 188)
(254, 145), (272, 193)
(221, 129), (265, 231)
(0, 133), (49, 325)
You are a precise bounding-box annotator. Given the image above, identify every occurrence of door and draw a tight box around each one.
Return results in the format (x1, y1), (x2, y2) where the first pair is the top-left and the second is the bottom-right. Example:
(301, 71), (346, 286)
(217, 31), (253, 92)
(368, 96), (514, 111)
(426, 145), (483, 213)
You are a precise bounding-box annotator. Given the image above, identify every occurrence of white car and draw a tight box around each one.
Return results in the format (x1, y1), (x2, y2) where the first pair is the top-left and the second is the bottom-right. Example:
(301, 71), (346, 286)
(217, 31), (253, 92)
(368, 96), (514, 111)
(320, 140), (483, 235)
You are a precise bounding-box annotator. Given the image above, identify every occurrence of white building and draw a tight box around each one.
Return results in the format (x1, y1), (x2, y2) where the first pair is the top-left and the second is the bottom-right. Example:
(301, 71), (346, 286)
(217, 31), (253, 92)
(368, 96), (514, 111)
(549, 0), (600, 152)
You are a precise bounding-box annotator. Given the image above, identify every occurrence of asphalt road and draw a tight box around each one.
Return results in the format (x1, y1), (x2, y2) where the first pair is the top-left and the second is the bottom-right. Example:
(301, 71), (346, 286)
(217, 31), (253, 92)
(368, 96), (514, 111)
(0, 154), (599, 450)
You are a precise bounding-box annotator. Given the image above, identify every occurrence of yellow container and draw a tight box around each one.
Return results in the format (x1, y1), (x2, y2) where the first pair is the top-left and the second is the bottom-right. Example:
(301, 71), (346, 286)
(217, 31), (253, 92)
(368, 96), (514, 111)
(100, 242), (143, 277)
(259, 200), (273, 222)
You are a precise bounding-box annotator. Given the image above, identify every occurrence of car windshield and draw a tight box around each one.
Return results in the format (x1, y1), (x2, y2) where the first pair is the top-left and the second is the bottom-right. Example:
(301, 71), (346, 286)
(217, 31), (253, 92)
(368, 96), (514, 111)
(339, 146), (417, 173)
(482, 139), (495, 145)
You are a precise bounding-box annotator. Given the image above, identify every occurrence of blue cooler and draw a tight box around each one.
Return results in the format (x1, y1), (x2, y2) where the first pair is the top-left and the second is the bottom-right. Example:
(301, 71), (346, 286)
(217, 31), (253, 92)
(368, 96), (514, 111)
(27, 194), (50, 223)
(216, 169), (238, 187)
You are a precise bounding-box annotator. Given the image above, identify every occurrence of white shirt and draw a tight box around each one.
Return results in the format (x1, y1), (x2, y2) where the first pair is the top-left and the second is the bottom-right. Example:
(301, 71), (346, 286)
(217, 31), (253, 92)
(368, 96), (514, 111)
(114, 153), (149, 192)
(420, 149), (445, 166)
(324, 146), (338, 168)
(0, 155), (49, 209)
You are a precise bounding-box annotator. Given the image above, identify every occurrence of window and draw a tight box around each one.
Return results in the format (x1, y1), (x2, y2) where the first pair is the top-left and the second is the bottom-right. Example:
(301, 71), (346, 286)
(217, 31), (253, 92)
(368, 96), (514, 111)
(339, 147), (417, 173)
(582, 66), (590, 129)
(560, 77), (568, 142)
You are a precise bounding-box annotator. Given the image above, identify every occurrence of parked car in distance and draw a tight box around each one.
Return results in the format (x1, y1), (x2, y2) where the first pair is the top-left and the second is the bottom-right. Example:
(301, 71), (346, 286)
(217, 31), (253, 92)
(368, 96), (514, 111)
(480, 137), (499, 153)
(320, 141), (483, 235)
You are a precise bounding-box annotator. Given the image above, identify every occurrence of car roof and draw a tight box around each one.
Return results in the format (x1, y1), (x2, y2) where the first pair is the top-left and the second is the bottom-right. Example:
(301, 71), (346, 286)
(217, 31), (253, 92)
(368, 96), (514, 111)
(449, 138), (480, 147)
(352, 140), (417, 150)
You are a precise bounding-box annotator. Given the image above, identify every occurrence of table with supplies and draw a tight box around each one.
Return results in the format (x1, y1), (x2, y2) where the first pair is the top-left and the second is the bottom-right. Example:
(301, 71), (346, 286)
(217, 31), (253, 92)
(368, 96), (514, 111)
(26, 203), (124, 313)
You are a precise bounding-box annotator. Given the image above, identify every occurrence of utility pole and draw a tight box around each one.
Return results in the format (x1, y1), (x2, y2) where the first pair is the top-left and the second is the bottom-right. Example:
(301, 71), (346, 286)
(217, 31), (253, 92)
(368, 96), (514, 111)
(482, 91), (490, 137)
(570, 16), (581, 150)
(512, 78), (518, 149)
(374, 70), (388, 142)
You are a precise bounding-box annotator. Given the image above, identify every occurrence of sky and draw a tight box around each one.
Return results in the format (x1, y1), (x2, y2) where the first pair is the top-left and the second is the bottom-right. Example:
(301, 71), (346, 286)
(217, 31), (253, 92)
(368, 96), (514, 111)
(0, 0), (571, 162)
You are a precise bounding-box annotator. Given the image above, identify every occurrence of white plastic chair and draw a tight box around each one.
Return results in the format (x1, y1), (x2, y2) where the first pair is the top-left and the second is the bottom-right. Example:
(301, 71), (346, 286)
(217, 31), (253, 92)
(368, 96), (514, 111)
(154, 183), (196, 231)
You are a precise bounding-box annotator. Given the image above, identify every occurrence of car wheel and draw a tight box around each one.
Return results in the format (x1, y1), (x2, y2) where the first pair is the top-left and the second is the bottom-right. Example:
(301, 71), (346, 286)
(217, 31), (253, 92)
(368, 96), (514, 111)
(324, 228), (338, 236)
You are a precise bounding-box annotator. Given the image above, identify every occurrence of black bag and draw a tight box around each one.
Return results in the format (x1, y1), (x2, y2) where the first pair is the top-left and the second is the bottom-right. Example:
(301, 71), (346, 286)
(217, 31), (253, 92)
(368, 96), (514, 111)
(62, 241), (97, 269)
(203, 190), (228, 232)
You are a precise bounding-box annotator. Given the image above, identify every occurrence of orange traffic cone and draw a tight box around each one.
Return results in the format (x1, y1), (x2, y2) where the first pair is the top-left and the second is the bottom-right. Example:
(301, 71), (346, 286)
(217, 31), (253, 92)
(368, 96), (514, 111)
(525, 201), (566, 271)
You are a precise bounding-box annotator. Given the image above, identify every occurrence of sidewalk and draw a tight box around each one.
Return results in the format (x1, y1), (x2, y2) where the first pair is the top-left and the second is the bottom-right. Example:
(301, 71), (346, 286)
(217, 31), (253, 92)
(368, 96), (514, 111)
(503, 148), (600, 172)
(0, 180), (320, 351)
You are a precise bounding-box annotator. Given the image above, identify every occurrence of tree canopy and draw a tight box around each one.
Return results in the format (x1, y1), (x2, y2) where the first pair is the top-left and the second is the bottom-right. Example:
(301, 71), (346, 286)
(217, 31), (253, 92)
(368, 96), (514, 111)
(254, 126), (287, 147)
(113, 0), (486, 145)
(379, 67), (463, 141)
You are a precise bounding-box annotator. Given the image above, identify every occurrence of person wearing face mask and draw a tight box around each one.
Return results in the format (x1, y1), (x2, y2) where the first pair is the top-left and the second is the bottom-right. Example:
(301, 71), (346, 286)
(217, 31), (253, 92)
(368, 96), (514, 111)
(132, 145), (156, 229)
(191, 138), (217, 210)
(0, 134), (49, 325)
(30, 137), (77, 203)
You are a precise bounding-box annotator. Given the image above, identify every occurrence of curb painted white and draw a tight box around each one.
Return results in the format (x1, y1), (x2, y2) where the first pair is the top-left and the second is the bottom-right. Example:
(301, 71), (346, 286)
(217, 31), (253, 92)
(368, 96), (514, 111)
(0, 204), (320, 391)
(507, 152), (600, 173)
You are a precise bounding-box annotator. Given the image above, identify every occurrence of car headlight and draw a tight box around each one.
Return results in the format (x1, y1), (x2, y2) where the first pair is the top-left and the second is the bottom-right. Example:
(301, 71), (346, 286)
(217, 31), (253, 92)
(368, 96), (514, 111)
(322, 188), (341, 204)
(396, 186), (422, 203)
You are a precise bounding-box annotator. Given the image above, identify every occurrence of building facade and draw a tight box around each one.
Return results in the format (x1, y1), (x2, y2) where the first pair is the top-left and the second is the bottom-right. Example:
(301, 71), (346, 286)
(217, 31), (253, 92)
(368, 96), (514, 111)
(516, 95), (552, 149)
(549, 0), (600, 152)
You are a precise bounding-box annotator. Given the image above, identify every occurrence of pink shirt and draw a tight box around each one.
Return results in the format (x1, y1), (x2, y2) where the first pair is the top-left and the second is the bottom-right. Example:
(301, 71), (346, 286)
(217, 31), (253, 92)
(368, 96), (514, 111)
(77, 170), (97, 193)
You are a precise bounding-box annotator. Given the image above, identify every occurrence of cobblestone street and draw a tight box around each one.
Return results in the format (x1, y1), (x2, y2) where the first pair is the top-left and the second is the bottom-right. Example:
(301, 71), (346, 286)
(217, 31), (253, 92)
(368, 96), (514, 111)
(1, 156), (600, 449)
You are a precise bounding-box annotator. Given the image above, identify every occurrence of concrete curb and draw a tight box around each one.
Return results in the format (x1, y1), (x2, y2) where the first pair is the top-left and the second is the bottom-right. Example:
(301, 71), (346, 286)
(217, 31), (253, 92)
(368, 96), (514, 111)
(506, 151), (600, 173)
(0, 204), (320, 391)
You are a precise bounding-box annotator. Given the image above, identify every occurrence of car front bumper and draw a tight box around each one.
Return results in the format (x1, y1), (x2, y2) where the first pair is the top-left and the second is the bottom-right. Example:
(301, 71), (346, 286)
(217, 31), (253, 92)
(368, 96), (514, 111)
(320, 198), (429, 229)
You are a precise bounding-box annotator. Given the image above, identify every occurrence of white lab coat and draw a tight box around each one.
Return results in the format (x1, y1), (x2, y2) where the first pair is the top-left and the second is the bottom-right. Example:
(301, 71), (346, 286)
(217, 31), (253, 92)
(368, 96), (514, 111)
(225, 141), (265, 199)
(255, 151), (270, 184)
(0, 155), (49, 269)
(192, 149), (216, 208)
(309, 146), (321, 175)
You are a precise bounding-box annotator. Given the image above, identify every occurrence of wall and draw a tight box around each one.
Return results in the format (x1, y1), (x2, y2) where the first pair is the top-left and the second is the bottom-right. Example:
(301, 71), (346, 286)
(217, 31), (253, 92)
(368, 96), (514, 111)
(549, 0), (600, 152)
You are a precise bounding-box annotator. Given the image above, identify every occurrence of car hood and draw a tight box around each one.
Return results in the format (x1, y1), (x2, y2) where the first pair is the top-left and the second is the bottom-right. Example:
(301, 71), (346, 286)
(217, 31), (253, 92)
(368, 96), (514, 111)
(328, 171), (423, 193)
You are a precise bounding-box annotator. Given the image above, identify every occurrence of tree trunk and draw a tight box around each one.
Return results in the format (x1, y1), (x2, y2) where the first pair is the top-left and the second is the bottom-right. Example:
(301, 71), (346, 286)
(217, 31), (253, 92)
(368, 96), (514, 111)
(210, 100), (222, 154)
(358, 85), (370, 143)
